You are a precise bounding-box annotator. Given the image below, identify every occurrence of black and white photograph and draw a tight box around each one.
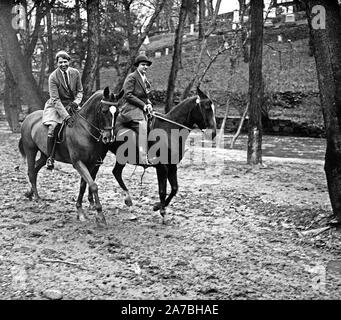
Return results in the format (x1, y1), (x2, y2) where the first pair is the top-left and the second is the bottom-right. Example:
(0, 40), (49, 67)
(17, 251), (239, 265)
(1, 0), (341, 305)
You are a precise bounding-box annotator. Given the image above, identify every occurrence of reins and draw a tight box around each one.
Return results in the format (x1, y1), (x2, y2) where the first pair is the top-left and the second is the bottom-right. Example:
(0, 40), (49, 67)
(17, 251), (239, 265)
(152, 96), (206, 132)
(152, 112), (192, 131)
(72, 99), (116, 142)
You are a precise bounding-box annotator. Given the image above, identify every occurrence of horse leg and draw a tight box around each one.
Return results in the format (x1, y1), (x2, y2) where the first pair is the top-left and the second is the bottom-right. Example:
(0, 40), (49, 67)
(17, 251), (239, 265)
(33, 153), (47, 198)
(153, 164), (178, 211)
(25, 148), (41, 201)
(76, 177), (90, 222)
(165, 165), (178, 207)
(155, 165), (168, 220)
(72, 160), (106, 227)
(112, 162), (132, 207)
(88, 148), (108, 209)
(87, 165), (100, 210)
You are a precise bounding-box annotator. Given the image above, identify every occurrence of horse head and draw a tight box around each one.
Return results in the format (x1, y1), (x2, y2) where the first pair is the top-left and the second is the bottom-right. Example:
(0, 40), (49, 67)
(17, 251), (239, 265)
(191, 87), (217, 139)
(98, 87), (124, 144)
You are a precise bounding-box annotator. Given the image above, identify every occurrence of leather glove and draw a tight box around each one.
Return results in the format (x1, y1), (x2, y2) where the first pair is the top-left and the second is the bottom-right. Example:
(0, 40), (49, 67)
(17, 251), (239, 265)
(144, 103), (153, 113)
(65, 115), (75, 128)
(67, 101), (79, 112)
(147, 104), (153, 113)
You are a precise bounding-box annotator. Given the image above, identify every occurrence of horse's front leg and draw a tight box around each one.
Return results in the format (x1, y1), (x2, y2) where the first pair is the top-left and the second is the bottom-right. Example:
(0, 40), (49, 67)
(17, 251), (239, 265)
(76, 177), (90, 222)
(73, 160), (106, 227)
(155, 165), (168, 221)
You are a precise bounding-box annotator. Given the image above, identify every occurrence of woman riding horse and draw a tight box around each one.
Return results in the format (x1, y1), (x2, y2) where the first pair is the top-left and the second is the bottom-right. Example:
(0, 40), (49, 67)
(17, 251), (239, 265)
(84, 87), (216, 222)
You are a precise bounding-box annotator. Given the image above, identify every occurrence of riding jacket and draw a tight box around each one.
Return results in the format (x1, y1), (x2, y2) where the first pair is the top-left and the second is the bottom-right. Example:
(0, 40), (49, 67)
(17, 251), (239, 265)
(42, 67), (83, 124)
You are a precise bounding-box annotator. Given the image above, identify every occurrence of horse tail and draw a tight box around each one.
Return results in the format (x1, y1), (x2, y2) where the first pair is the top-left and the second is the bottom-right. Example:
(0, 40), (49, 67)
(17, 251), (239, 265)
(18, 138), (26, 160)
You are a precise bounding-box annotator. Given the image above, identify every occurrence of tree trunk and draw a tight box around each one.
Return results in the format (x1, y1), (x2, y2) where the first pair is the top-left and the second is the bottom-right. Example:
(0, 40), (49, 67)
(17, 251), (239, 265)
(38, 35), (48, 93)
(181, 0), (222, 100)
(96, 64), (100, 90)
(206, 0), (213, 18)
(165, 0), (190, 112)
(247, 0), (263, 165)
(46, 10), (54, 73)
(239, 0), (249, 63)
(4, 64), (21, 133)
(0, 0), (43, 112)
(75, 0), (84, 66)
(82, 0), (100, 101)
(304, 0), (341, 222)
(198, 0), (205, 40)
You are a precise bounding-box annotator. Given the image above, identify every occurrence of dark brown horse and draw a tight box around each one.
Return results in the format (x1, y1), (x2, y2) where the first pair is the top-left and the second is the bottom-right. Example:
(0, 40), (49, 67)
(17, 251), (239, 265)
(84, 87), (216, 221)
(18, 87), (123, 227)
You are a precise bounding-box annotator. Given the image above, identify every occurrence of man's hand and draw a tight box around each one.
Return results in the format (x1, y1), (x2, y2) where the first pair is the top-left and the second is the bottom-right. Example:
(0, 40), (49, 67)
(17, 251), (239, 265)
(65, 115), (75, 128)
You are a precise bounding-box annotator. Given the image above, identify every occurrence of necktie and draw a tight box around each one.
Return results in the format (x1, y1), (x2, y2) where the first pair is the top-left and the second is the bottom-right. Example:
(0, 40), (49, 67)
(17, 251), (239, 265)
(63, 71), (70, 89)
(63, 70), (74, 99)
(145, 79), (151, 94)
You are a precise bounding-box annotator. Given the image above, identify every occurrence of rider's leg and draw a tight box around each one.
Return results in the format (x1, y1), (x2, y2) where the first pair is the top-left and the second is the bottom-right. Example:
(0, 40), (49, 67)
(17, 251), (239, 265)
(130, 120), (149, 165)
(46, 122), (57, 170)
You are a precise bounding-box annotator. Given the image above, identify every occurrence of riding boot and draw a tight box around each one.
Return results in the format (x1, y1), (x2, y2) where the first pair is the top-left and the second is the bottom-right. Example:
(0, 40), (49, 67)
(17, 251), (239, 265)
(46, 135), (55, 170)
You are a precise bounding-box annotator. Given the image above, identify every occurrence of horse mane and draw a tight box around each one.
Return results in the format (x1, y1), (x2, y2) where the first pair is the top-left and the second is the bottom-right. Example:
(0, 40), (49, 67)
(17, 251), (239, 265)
(80, 90), (103, 111)
(165, 96), (196, 118)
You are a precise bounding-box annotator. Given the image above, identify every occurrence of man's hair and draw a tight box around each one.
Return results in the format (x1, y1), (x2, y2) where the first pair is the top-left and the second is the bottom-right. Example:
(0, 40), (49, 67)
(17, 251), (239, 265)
(55, 50), (71, 62)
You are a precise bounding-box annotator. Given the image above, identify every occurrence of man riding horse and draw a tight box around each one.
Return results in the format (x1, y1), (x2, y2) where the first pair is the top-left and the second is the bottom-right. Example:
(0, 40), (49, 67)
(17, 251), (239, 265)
(42, 50), (83, 170)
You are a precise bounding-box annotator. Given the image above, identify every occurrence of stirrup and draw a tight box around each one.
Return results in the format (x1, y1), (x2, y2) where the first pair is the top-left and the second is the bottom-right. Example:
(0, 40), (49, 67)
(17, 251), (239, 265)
(46, 157), (54, 170)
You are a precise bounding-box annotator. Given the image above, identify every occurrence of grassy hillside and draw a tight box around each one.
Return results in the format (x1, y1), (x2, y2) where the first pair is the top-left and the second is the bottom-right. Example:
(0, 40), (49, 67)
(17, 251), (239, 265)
(99, 36), (321, 124)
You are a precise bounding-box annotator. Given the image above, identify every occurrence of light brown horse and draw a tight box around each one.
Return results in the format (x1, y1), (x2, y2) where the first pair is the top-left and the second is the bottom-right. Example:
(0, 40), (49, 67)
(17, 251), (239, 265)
(18, 87), (123, 227)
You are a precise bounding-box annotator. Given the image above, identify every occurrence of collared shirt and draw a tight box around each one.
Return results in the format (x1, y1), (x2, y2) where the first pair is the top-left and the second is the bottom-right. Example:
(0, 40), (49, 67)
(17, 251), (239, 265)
(137, 69), (146, 83)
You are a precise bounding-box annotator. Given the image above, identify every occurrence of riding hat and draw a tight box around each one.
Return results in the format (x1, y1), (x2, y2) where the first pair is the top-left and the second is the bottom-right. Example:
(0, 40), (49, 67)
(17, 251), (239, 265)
(134, 54), (152, 67)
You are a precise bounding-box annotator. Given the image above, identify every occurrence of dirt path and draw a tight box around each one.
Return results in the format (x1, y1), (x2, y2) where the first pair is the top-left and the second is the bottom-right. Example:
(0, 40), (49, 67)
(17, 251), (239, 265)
(1, 122), (341, 300)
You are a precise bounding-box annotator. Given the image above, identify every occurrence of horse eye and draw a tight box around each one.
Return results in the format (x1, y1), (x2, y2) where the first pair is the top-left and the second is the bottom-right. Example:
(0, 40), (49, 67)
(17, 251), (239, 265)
(102, 106), (109, 113)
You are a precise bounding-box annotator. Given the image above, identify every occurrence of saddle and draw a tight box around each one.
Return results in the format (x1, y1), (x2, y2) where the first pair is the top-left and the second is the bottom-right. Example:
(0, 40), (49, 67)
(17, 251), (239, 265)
(54, 104), (78, 143)
(113, 112), (155, 140)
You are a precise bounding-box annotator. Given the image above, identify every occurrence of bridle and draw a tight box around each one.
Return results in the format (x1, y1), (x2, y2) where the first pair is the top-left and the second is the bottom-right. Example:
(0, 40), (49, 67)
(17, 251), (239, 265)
(75, 99), (117, 142)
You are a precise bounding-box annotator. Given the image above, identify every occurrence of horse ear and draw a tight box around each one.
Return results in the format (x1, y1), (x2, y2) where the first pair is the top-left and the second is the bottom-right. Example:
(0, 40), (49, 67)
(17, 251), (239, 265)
(103, 87), (110, 99)
(196, 86), (207, 99)
(118, 89), (124, 100)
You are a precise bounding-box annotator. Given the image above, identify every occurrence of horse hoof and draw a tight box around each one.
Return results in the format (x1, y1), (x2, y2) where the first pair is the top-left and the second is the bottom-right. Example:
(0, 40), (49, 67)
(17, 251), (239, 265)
(153, 202), (161, 211)
(160, 209), (166, 217)
(89, 204), (96, 211)
(95, 216), (107, 228)
(24, 191), (33, 200)
(124, 198), (133, 207)
(78, 214), (89, 222)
